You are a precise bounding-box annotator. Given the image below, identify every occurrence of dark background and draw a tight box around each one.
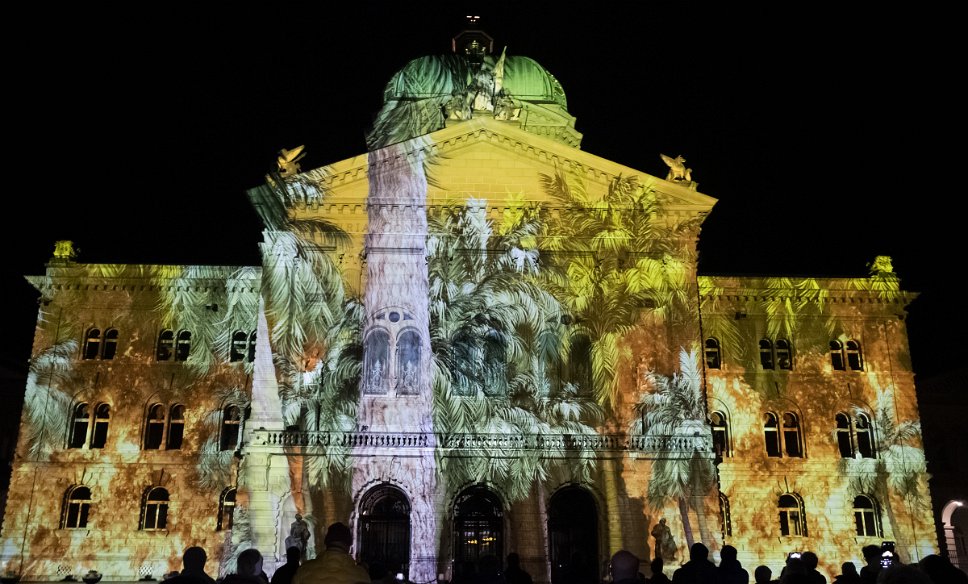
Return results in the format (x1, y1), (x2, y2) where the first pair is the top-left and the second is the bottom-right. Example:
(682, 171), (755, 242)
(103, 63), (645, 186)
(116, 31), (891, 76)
(2, 3), (959, 424)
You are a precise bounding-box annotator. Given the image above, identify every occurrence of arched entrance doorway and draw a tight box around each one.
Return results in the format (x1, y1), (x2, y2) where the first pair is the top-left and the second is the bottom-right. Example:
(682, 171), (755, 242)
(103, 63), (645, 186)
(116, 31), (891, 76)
(942, 500), (967, 572)
(359, 485), (411, 575)
(548, 486), (598, 584)
(453, 485), (504, 580)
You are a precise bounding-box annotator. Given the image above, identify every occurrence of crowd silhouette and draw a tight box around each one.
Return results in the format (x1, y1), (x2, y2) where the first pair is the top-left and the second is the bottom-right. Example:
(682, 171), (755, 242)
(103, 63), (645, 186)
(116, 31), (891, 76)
(185, 523), (966, 584)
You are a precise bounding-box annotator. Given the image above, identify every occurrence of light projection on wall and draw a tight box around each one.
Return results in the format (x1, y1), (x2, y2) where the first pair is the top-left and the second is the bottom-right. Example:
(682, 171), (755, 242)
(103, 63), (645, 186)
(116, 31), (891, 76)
(0, 39), (937, 584)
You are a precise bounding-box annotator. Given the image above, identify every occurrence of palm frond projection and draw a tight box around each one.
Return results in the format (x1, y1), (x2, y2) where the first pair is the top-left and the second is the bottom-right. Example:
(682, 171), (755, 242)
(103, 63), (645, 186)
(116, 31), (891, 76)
(846, 388), (929, 543)
(539, 168), (692, 410)
(251, 164), (365, 491)
(636, 348), (716, 547)
(194, 385), (249, 490)
(23, 340), (79, 460)
(427, 197), (602, 502)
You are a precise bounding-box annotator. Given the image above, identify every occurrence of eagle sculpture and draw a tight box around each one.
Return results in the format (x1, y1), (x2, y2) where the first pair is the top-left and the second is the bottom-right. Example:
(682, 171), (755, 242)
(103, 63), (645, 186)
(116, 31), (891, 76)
(277, 145), (307, 177)
(660, 153), (692, 182)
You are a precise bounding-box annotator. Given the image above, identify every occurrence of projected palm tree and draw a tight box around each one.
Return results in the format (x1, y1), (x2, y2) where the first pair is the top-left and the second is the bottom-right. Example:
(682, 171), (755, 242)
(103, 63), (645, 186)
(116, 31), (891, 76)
(249, 172), (358, 487)
(427, 197), (602, 502)
(538, 168), (693, 411)
(22, 338), (78, 460)
(848, 389), (927, 544)
(634, 348), (716, 548)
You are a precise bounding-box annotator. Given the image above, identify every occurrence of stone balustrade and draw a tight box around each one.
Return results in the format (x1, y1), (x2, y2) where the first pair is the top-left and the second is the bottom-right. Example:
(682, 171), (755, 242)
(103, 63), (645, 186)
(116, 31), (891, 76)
(252, 429), (712, 454)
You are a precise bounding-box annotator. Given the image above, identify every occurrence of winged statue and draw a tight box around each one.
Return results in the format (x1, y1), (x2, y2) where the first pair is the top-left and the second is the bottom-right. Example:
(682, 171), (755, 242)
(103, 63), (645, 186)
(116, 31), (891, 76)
(277, 145), (307, 177)
(660, 153), (692, 182)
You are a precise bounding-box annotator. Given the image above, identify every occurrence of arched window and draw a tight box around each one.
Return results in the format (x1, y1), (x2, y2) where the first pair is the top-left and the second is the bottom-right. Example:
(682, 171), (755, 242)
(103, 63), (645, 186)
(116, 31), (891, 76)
(167, 405), (185, 450)
(217, 487), (236, 531)
(156, 330), (175, 361)
(855, 413), (875, 458)
(853, 495), (881, 537)
(144, 404), (166, 449)
(710, 411), (730, 458)
(836, 413), (854, 458)
(90, 403), (110, 449)
(396, 329), (422, 395)
(69, 403), (91, 449)
(830, 340), (845, 371)
(764, 412), (781, 457)
(102, 328), (119, 360)
(775, 339), (792, 370)
(568, 334), (593, 396)
(846, 340), (863, 371)
(782, 412), (803, 457)
(141, 487), (169, 530)
(481, 334), (507, 397)
(363, 330), (391, 395)
(62, 486), (92, 529)
(144, 404), (185, 450)
(719, 492), (732, 537)
(759, 339), (774, 369)
(704, 338), (721, 370)
(175, 330), (192, 361)
(83, 328), (102, 360)
(220, 405), (241, 451)
(69, 403), (109, 449)
(230, 331), (248, 362)
(778, 493), (805, 536)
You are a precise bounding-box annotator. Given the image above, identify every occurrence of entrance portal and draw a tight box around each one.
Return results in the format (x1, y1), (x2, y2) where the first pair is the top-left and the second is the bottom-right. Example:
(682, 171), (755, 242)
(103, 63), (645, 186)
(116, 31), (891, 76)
(359, 485), (412, 575)
(548, 486), (598, 584)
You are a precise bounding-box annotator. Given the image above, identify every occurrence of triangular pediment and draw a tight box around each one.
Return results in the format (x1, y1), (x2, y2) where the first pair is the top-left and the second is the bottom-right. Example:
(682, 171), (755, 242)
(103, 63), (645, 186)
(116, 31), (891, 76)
(265, 117), (716, 225)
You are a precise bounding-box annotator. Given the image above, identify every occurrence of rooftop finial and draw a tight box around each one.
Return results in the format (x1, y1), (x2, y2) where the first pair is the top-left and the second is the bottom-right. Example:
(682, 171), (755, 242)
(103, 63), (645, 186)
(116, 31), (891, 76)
(466, 15), (481, 25)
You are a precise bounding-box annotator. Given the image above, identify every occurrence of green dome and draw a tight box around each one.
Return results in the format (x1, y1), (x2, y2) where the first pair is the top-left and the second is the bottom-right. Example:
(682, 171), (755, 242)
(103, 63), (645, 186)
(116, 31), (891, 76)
(366, 49), (578, 151)
(382, 53), (567, 108)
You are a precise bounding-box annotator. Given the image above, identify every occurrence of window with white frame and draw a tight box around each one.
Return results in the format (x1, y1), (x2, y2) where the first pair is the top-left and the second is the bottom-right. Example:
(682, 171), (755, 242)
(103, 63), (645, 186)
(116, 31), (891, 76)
(778, 493), (806, 536)
(140, 487), (169, 530)
(62, 485), (92, 529)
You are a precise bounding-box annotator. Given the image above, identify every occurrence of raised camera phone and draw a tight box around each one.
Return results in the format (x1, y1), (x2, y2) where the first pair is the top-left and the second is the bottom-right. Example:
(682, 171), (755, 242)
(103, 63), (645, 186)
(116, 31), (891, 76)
(879, 541), (896, 569)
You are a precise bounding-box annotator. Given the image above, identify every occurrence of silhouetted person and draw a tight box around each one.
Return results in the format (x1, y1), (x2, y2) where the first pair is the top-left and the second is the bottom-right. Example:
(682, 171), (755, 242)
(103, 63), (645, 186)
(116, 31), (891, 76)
(918, 554), (968, 584)
(224, 549), (266, 584)
(610, 550), (640, 584)
(780, 556), (809, 584)
(293, 522), (370, 584)
(647, 558), (671, 584)
(167, 547), (217, 584)
(717, 545), (748, 584)
(505, 553), (532, 584)
(832, 562), (859, 584)
(858, 546), (880, 584)
(672, 543), (717, 584)
(753, 566), (774, 584)
(800, 552), (825, 584)
(272, 547), (302, 584)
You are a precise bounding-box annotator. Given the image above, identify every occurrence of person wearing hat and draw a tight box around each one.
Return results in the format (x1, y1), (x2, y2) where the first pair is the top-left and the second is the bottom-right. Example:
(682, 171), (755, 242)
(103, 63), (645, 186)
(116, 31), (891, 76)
(292, 522), (370, 584)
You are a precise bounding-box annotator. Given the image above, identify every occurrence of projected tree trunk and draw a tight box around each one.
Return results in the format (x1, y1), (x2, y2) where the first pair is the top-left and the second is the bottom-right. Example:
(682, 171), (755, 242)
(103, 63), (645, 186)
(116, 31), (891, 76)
(354, 141), (439, 583)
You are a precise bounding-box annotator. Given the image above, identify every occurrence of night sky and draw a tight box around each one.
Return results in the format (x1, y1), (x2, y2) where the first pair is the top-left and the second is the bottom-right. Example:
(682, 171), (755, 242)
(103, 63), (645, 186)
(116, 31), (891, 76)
(2, 3), (959, 404)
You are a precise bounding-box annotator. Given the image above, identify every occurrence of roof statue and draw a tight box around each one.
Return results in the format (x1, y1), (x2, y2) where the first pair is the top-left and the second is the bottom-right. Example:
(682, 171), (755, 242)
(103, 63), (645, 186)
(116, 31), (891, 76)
(660, 154), (692, 183)
(366, 24), (576, 150)
(277, 145), (306, 177)
(868, 255), (895, 276)
(53, 240), (77, 261)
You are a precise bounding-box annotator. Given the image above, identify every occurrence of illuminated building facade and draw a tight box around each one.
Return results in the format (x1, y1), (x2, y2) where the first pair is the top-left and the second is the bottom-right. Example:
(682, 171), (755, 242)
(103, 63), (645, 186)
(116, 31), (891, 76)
(0, 28), (939, 582)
